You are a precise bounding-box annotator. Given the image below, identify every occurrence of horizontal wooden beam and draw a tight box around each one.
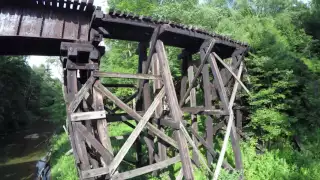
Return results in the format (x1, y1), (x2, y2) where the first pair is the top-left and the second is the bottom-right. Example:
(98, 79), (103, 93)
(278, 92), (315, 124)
(66, 60), (99, 70)
(81, 167), (109, 179)
(181, 107), (227, 115)
(71, 111), (106, 121)
(112, 155), (181, 180)
(101, 83), (137, 88)
(93, 71), (161, 80)
(106, 113), (184, 129)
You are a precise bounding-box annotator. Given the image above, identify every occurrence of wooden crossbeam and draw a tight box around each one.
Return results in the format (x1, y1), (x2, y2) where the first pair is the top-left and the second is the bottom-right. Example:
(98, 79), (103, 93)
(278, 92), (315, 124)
(213, 62), (245, 179)
(140, 42), (156, 166)
(93, 71), (161, 80)
(95, 82), (178, 149)
(202, 63), (214, 164)
(111, 91), (138, 113)
(179, 123), (213, 174)
(213, 53), (250, 95)
(187, 63), (200, 165)
(181, 107), (226, 115)
(76, 123), (113, 164)
(105, 113), (182, 130)
(189, 127), (233, 171)
(136, 26), (162, 101)
(112, 155), (181, 180)
(71, 111), (106, 121)
(108, 88), (165, 175)
(152, 52), (167, 161)
(81, 167), (109, 179)
(179, 39), (216, 107)
(66, 68), (92, 176)
(101, 83), (137, 88)
(68, 76), (95, 113)
(208, 53), (243, 170)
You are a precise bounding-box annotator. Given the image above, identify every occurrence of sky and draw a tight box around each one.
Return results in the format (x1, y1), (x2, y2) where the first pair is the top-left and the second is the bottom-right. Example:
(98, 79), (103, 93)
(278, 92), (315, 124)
(27, 0), (108, 80)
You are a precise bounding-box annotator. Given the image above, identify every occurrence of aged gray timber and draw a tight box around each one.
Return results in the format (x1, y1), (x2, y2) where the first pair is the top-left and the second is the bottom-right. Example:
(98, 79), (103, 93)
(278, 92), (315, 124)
(156, 40), (194, 180)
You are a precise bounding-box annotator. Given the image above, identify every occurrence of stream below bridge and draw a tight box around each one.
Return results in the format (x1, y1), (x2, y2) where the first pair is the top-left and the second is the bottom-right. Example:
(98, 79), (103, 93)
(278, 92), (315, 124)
(0, 120), (54, 180)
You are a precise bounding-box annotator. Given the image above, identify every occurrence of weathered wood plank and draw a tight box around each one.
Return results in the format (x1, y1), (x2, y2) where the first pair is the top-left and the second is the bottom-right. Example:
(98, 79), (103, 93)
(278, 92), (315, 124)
(76, 123), (113, 165)
(189, 127), (233, 171)
(71, 110), (106, 121)
(209, 54), (243, 171)
(179, 39), (216, 107)
(213, 52), (250, 95)
(187, 64), (199, 166)
(236, 109), (243, 133)
(189, 128), (233, 170)
(106, 113), (181, 129)
(136, 26), (162, 102)
(112, 155), (181, 180)
(68, 76), (95, 113)
(152, 52), (167, 161)
(66, 68), (92, 179)
(176, 168), (184, 180)
(156, 40), (194, 180)
(181, 107), (226, 115)
(180, 52), (189, 103)
(111, 91), (139, 113)
(95, 82), (178, 149)
(202, 63), (214, 164)
(108, 88), (165, 175)
(93, 86), (114, 158)
(93, 71), (161, 80)
(179, 122), (213, 174)
(101, 83), (137, 88)
(141, 42), (155, 166)
(81, 167), (109, 179)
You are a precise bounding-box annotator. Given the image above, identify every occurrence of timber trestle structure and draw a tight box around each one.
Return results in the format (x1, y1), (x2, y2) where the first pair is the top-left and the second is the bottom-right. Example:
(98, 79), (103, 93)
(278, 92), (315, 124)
(0, 1), (249, 179)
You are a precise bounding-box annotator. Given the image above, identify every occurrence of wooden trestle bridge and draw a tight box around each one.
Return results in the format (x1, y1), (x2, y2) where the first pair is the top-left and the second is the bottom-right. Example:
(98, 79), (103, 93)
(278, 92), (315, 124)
(0, 1), (249, 179)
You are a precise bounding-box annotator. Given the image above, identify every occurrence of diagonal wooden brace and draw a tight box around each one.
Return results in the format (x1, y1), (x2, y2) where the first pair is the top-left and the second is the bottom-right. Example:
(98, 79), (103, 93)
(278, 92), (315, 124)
(156, 40), (194, 179)
(68, 76), (95, 113)
(179, 38), (216, 107)
(107, 88), (165, 175)
(94, 82), (178, 149)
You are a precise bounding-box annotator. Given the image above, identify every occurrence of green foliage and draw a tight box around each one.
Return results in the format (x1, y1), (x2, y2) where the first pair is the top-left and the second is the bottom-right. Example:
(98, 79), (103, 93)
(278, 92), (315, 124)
(50, 134), (77, 180)
(242, 131), (320, 180)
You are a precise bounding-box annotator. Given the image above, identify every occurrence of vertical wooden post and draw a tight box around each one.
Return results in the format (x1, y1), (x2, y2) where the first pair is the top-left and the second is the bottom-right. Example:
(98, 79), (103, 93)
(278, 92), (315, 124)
(182, 51), (200, 166)
(92, 49), (114, 165)
(208, 53), (243, 170)
(202, 64), (214, 165)
(66, 65), (92, 178)
(139, 42), (155, 166)
(236, 107), (243, 132)
(156, 40), (194, 180)
(94, 88), (114, 158)
(180, 51), (188, 103)
(152, 53), (167, 161)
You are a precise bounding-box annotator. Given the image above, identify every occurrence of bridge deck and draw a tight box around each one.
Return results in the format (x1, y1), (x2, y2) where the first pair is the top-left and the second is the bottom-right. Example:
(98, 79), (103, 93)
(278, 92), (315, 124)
(0, 2), (248, 58)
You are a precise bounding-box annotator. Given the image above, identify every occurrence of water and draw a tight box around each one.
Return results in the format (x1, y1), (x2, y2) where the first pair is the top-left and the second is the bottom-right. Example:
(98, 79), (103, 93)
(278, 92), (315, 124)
(0, 120), (54, 180)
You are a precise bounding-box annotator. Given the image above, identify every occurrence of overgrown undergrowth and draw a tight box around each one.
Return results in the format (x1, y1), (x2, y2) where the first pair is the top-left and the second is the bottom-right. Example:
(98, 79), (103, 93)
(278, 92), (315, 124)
(50, 126), (320, 180)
